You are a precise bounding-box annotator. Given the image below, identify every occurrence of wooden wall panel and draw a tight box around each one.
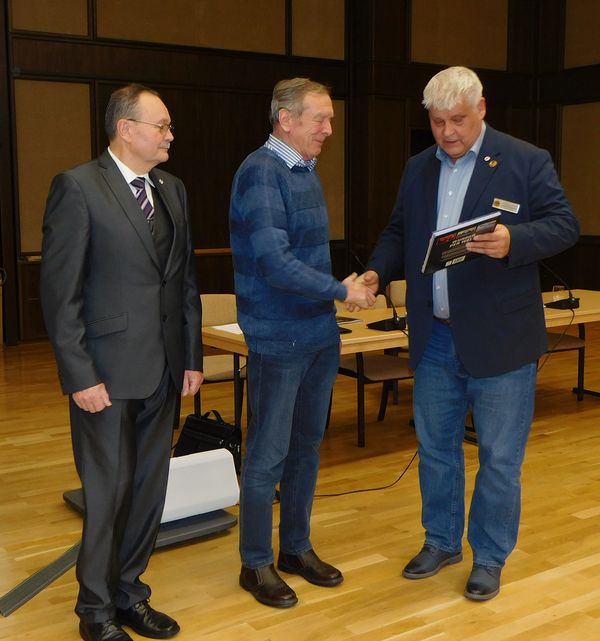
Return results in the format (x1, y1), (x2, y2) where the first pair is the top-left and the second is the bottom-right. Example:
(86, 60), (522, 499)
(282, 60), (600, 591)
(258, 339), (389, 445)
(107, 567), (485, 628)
(350, 96), (408, 263)
(10, 37), (347, 96)
(411, 0), (508, 70)
(561, 102), (600, 235)
(292, 0), (345, 60)
(9, 0), (88, 35)
(367, 98), (407, 249)
(370, 0), (409, 63)
(96, 86), (345, 248)
(95, 84), (276, 250)
(564, 0), (600, 69)
(14, 80), (91, 253)
(318, 99), (345, 240)
(17, 259), (46, 339)
(97, 0), (286, 54)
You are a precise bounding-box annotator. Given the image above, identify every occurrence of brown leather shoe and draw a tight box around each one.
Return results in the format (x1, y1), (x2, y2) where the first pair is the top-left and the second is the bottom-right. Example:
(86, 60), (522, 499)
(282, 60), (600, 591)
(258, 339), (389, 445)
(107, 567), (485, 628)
(277, 549), (343, 587)
(239, 564), (298, 608)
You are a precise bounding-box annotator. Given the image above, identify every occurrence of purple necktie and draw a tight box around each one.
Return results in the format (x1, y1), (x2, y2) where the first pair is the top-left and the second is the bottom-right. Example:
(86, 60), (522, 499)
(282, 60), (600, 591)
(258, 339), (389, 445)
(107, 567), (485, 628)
(130, 177), (155, 234)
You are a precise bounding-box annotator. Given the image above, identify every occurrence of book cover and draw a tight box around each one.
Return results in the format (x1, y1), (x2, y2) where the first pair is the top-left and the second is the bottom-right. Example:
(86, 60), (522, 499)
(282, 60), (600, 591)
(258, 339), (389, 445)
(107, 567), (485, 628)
(421, 211), (501, 275)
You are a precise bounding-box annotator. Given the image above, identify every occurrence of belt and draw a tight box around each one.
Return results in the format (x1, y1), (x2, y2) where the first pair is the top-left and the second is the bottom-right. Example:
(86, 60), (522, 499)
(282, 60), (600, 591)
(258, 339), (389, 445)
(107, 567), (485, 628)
(433, 316), (451, 326)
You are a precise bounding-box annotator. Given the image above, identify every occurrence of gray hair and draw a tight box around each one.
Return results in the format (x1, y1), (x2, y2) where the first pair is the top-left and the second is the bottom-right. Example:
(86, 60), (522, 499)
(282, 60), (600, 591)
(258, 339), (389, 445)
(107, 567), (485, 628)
(269, 77), (331, 126)
(422, 66), (483, 111)
(104, 83), (160, 140)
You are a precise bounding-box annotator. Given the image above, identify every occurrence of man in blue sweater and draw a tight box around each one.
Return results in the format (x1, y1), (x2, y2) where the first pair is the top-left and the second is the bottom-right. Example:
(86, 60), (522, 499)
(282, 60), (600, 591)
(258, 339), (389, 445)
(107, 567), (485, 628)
(230, 77), (374, 608)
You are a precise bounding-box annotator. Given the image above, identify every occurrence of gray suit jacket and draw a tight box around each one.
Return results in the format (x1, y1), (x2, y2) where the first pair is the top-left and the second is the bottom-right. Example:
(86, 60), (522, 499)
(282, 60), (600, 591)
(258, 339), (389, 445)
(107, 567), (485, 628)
(41, 150), (203, 398)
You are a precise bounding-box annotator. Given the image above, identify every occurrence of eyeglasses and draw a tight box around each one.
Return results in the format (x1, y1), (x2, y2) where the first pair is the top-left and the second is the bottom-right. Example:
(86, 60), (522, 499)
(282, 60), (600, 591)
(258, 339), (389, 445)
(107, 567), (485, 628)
(127, 119), (174, 134)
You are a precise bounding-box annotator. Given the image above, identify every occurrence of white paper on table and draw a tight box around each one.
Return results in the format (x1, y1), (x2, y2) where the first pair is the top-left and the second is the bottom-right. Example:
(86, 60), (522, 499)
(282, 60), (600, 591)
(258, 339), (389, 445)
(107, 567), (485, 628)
(211, 323), (243, 334)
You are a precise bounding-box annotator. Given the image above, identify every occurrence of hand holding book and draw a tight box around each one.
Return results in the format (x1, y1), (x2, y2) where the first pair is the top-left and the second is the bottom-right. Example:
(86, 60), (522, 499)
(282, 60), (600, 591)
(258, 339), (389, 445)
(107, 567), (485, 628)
(465, 221), (511, 259)
(421, 211), (502, 274)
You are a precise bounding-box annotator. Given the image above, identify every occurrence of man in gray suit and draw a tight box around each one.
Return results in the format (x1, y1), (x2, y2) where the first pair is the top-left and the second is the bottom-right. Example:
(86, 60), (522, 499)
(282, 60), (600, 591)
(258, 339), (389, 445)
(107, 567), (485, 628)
(41, 84), (203, 641)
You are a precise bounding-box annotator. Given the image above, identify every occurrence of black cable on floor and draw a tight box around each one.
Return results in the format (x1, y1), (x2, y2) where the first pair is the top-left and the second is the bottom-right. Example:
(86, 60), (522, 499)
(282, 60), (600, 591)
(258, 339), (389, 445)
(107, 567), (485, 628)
(314, 449), (418, 498)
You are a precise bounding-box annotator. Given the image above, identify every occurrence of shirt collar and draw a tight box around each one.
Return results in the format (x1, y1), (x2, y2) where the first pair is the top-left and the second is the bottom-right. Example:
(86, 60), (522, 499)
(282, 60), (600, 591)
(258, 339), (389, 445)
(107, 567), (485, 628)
(107, 147), (155, 187)
(264, 134), (317, 171)
(435, 121), (486, 166)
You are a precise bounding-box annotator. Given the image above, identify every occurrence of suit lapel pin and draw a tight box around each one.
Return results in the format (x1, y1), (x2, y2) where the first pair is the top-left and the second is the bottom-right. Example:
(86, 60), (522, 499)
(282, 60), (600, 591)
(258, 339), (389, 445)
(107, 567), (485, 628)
(489, 159), (498, 168)
(159, 178), (164, 185)
(484, 155), (491, 162)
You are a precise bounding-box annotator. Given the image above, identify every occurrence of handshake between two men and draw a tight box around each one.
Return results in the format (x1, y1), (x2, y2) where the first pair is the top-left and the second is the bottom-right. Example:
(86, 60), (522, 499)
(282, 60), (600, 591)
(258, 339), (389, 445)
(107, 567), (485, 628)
(342, 270), (381, 312)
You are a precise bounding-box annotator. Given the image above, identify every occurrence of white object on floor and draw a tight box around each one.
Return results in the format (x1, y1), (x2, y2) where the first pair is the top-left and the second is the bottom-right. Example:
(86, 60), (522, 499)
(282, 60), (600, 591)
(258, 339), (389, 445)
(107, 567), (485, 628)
(161, 449), (239, 523)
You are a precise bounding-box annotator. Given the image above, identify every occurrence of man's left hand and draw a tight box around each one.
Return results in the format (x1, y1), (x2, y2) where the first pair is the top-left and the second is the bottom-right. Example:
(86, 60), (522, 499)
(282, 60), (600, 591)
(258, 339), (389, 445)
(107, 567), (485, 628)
(182, 370), (204, 396)
(466, 223), (511, 258)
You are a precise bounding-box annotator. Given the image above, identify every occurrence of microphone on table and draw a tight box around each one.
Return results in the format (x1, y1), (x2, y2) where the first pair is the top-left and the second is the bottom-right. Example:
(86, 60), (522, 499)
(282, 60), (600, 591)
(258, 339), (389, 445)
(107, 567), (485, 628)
(351, 254), (407, 331)
(366, 295), (407, 331)
(541, 261), (580, 310)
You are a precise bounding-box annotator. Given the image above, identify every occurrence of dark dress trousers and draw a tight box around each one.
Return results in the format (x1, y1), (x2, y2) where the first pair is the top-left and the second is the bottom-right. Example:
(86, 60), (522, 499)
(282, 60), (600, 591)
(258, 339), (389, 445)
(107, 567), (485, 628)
(40, 150), (203, 622)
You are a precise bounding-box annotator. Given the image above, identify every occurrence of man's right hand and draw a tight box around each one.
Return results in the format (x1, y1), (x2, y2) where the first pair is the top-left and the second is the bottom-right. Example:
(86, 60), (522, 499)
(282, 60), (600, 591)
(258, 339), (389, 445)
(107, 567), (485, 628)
(72, 383), (112, 413)
(358, 270), (380, 295)
(342, 272), (377, 309)
(344, 270), (380, 311)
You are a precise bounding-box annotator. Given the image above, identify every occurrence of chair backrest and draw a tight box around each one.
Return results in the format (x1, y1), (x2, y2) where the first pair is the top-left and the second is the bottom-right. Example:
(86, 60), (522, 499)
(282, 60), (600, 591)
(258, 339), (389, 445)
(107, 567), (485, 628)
(374, 294), (388, 309)
(200, 293), (238, 327)
(387, 280), (407, 307)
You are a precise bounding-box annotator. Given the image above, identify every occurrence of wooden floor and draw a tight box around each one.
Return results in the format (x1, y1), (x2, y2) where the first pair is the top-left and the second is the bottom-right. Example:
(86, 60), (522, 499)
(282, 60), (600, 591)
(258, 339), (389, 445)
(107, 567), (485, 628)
(2, 324), (600, 640)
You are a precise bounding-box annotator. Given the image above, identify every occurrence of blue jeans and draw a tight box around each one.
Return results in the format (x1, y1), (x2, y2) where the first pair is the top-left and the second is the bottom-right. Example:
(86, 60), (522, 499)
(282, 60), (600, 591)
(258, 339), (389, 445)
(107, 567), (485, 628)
(413, 320), (536, 568)
(239, 344), (340, 568)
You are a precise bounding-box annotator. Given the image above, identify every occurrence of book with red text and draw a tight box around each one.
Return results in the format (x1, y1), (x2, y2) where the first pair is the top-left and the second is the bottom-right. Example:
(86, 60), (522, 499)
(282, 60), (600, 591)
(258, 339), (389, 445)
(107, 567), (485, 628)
(421, 211), (501, 275)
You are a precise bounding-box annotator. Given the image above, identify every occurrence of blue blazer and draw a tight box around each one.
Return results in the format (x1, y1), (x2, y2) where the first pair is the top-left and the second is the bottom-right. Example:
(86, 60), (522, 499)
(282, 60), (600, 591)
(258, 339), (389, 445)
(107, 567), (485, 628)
(368, 125), (579, 377)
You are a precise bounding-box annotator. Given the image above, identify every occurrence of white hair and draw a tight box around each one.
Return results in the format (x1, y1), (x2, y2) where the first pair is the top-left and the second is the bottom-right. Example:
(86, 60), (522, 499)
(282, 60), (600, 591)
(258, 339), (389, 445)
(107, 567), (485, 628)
(422, 66), (483, 111)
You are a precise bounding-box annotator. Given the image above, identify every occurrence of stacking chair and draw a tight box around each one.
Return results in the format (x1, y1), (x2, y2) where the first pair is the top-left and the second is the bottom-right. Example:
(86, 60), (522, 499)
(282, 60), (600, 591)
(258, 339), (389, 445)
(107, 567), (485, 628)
(337, 295), (413, 447)
(199, 294), (246, 425)
(387, 279), (407, 309)
(384, 280), (409, 404)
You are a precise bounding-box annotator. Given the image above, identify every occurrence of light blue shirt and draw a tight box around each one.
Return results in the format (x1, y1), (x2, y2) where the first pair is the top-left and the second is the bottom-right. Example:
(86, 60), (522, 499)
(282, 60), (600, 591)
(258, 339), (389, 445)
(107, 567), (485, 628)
(264, 133), (317, 171)
(433, 122), (486, 319)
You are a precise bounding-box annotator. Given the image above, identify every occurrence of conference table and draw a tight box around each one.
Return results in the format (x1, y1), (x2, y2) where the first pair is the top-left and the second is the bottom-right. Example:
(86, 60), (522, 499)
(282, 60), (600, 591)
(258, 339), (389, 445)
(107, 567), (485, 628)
(542, 288), (600, 328)
(202, 306), (409, 358)
(201, 289), (600, 432)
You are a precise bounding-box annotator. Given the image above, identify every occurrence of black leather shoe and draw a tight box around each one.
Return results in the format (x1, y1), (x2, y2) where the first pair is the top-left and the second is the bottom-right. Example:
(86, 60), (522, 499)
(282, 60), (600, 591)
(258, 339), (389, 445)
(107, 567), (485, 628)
(402, 544), (463, 579)
(464, 564), (502, 601)
(79, 620), (132, 641)
(240, 564), (298, 608)
(277, 549), (343, 587)
(116, 600), (180, 639)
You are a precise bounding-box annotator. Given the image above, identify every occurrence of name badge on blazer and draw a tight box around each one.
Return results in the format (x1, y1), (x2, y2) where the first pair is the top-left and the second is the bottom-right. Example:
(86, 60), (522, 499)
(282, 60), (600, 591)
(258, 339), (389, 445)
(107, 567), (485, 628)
(492, 197), (520, 214)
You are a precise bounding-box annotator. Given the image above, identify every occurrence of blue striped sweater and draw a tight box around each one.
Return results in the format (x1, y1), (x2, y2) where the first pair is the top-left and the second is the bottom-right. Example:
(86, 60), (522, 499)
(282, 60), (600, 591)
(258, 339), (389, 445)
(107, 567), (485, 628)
(229, 146), (346, 354)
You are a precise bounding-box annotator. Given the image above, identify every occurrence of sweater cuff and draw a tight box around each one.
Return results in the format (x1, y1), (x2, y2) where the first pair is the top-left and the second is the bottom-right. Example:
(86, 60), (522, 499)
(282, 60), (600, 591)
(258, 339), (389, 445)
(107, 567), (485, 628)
(334, 282), (348, 302)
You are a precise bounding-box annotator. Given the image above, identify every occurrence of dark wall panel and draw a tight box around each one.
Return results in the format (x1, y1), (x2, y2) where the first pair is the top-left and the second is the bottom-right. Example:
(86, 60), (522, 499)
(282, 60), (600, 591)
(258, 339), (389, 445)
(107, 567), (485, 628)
(4, 0), (600, 342)
(10, 36), (347, 98)
(95, 83), (271, 249)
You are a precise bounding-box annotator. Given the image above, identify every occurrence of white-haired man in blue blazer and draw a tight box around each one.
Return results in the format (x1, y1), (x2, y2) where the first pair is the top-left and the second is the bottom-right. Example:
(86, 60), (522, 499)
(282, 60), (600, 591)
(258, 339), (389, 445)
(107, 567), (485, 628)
(359, 66), (579, 601)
